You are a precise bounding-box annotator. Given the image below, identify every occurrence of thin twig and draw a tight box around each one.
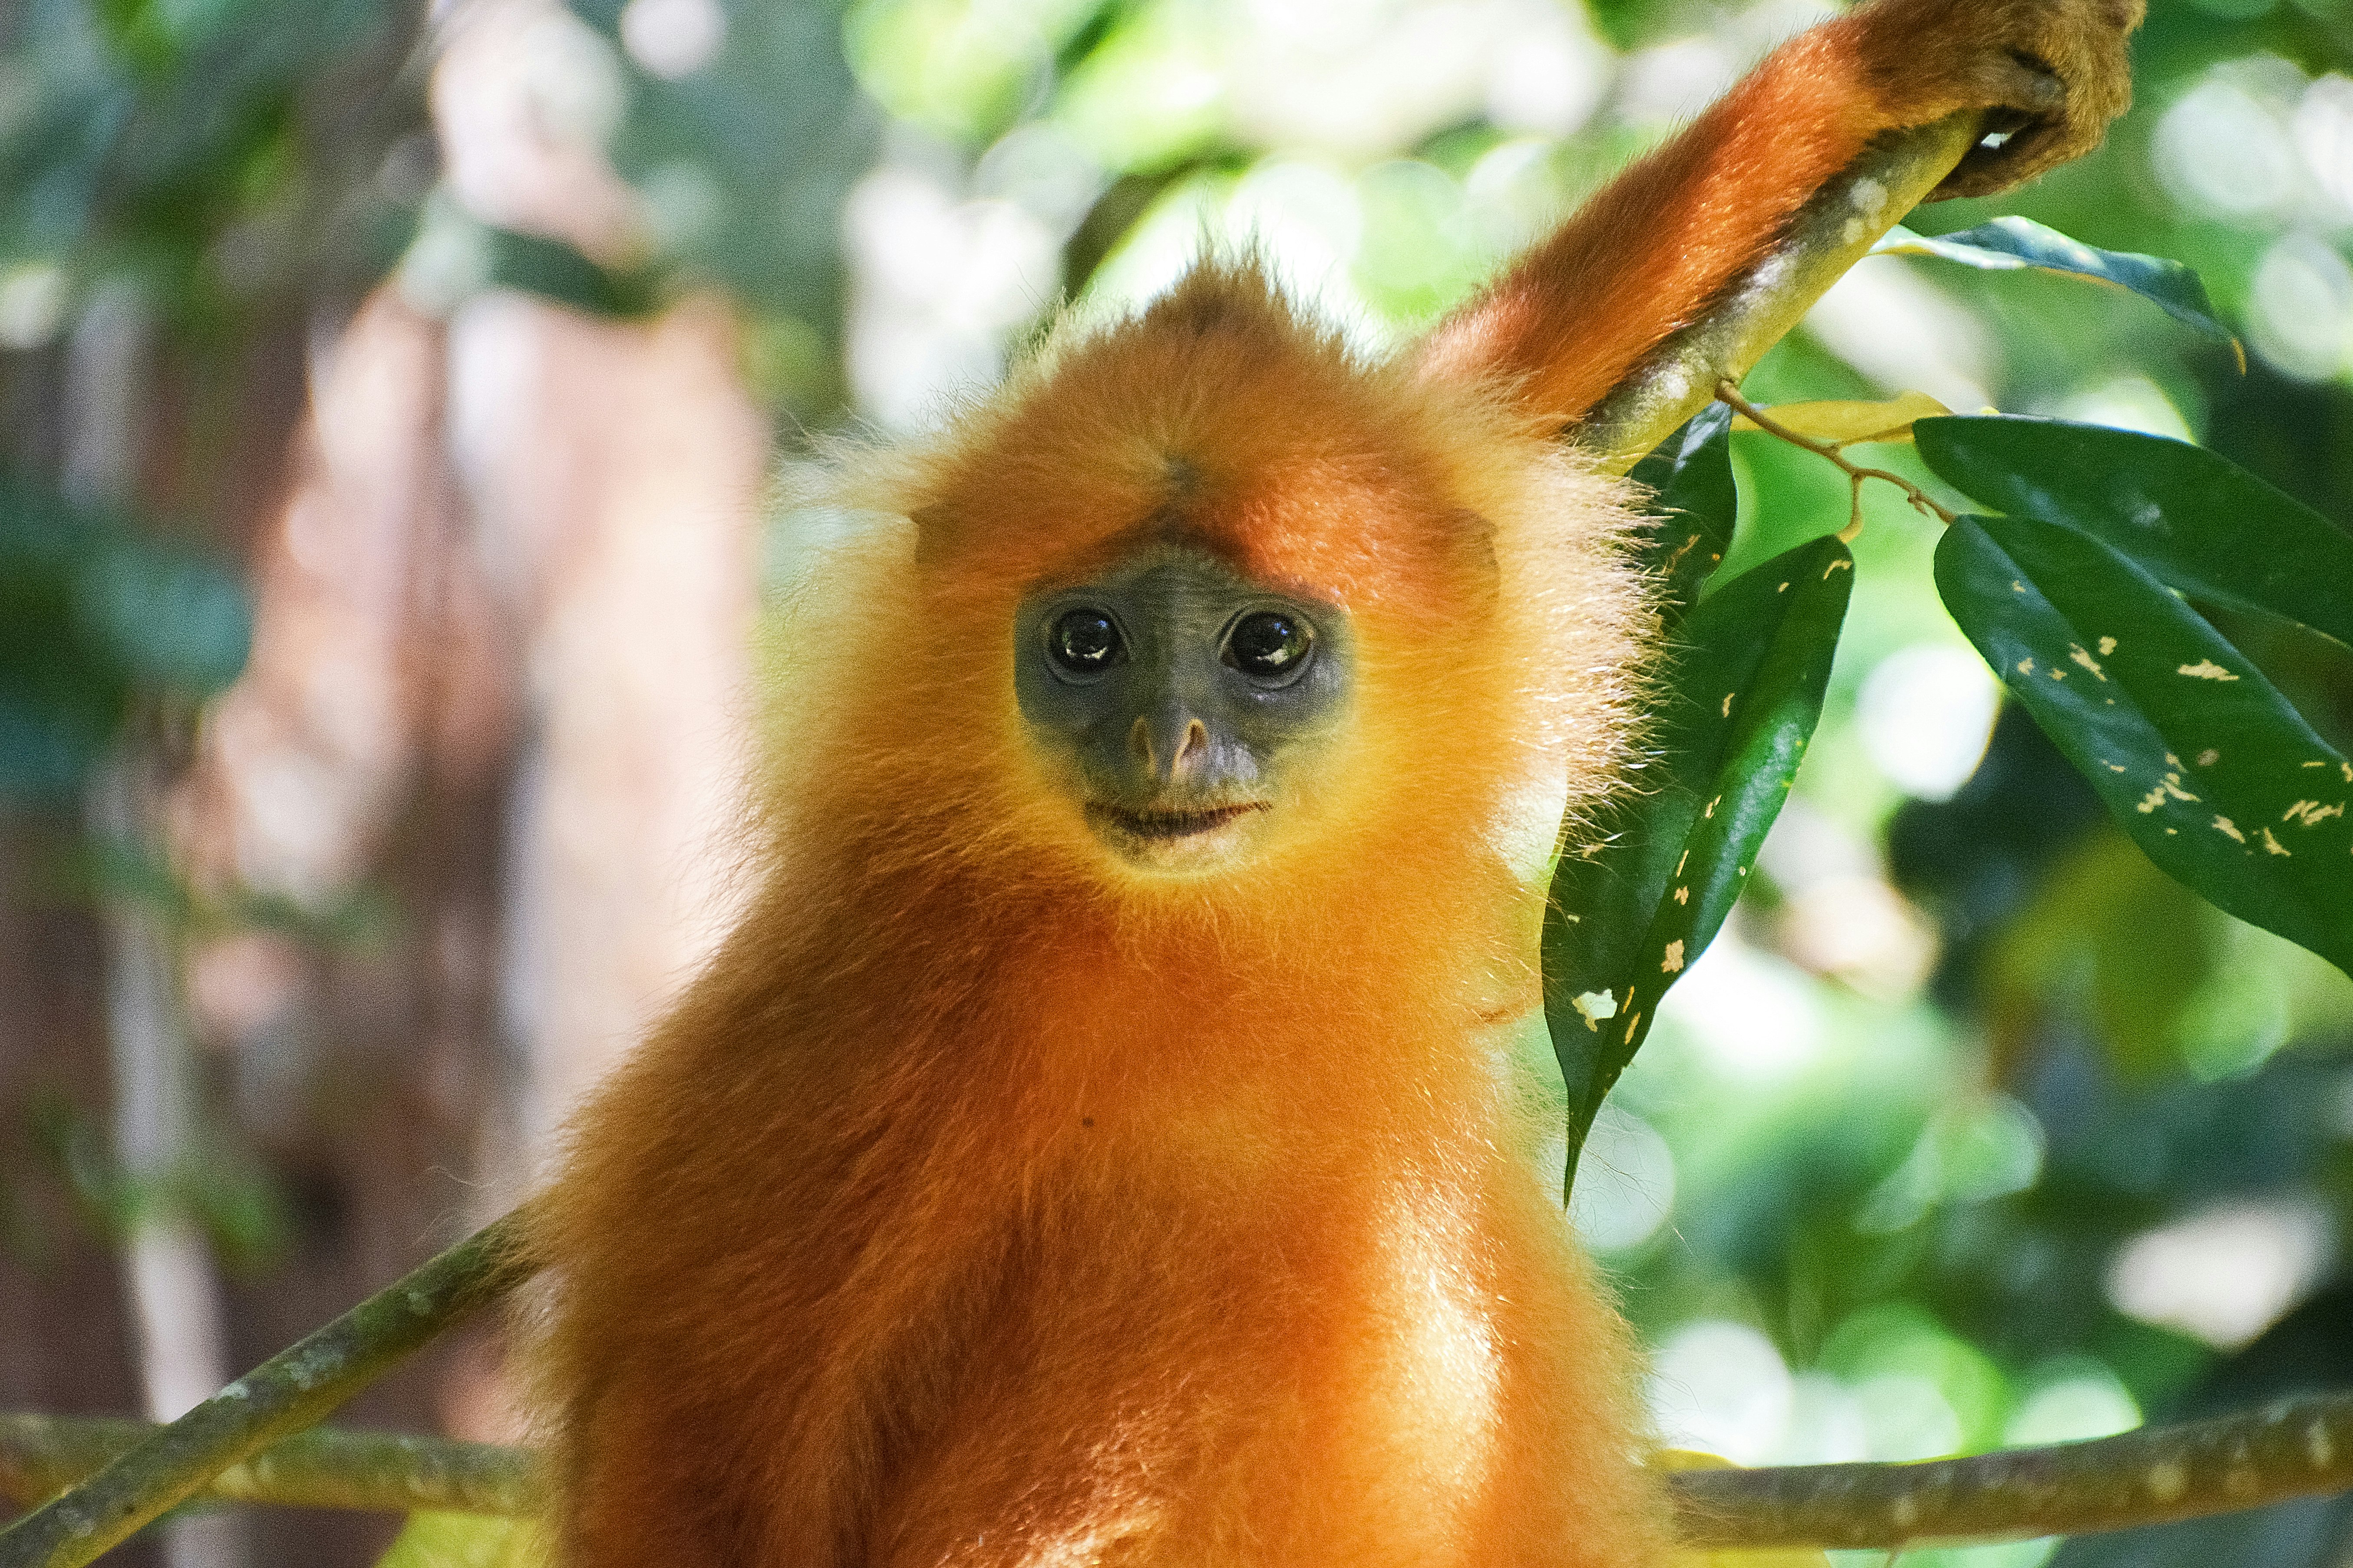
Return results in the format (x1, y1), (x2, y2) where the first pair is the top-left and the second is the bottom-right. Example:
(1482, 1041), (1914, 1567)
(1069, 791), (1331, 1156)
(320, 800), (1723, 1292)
(1714, 379), (1960, 534)
(0, 1209), (535, 1568)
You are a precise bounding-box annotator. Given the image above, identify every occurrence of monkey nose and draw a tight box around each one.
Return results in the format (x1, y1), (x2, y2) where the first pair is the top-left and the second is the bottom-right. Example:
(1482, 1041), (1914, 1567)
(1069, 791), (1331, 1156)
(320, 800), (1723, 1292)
(1128, 712), (1210, 783)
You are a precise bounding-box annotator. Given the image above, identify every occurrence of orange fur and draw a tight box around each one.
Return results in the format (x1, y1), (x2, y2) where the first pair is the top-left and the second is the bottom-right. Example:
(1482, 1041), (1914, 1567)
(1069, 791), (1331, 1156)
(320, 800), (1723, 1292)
(527, 2), (2139, 1561)
(533, 269), (1658, 1566)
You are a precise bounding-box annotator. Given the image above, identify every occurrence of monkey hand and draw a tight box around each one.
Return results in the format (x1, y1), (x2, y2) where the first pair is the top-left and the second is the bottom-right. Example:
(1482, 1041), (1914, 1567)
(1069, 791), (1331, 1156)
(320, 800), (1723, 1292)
(1844, 0), (2145, 199)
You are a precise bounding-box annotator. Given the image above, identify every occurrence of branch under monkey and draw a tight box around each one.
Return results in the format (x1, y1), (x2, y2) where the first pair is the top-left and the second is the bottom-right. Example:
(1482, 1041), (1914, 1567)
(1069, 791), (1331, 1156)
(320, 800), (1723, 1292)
(9, 1392), (2351, 1550)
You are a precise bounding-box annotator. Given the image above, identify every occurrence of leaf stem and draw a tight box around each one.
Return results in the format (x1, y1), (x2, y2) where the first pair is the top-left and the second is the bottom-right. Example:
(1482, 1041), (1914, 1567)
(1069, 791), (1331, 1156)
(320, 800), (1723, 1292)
(1713, 379), (1960, 534)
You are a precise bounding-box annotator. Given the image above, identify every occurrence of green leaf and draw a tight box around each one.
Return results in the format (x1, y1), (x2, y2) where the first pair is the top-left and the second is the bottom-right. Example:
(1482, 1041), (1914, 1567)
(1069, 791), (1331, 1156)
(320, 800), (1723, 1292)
(1626, 402), (1734, 629)
(1874, 217), (2239, 362)
(1915, 415), (2353, 653)
(1544, 409), (1740, 1072)
(1579, 0), (1686, 52)
(482, 229), (659, 319)
(373, 1512), (548, 1568)
(1935, 514), (2353, 977)
(78, 532), (253, 690)
(0, 475), (251, 798)
(1545, 533), (1854, 1186)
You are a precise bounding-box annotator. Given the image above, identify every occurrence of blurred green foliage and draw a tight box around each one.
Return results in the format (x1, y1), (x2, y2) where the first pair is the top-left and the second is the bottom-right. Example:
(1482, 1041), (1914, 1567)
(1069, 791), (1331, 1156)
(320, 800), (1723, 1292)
(22, 1087), (291, 1276)
(0, 476), (248, 798)
(0, 0), (427, 334)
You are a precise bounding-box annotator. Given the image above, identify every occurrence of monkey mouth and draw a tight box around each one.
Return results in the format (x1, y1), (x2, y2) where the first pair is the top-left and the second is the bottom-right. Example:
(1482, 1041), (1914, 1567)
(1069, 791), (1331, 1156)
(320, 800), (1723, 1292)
(1086, 802), (1268, 841)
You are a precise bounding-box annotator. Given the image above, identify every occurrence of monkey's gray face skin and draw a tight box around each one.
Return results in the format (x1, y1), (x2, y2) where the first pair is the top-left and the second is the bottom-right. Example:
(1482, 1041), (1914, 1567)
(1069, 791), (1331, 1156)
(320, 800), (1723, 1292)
(1015, 546), (1353, 874)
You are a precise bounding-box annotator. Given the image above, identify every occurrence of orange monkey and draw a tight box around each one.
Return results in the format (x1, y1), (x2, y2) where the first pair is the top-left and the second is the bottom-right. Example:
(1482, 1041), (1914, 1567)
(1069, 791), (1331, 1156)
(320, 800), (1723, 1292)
(527, 1), (2139, 1562)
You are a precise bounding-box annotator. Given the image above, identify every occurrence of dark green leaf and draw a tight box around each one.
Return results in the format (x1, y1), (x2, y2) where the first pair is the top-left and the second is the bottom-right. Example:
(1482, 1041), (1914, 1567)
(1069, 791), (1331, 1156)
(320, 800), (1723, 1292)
(1546, 533), (1854, 1185)
(0, 698), (113, 798)
(1936, 514), (2353, 976)
(1625, 401), (1734, 629)
(482, 228), (659, 319)
(1916, 415), (2353, 653)
(78, 533), (252, 689)
(0, 476), (250, 798)
(1875, 217), (2239, 358)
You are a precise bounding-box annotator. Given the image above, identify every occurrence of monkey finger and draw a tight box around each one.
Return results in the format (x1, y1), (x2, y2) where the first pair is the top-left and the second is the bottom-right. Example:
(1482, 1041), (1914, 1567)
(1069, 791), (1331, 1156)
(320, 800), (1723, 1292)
(1932, 117), (2069, 199)
(1976, 50), (2068, 119)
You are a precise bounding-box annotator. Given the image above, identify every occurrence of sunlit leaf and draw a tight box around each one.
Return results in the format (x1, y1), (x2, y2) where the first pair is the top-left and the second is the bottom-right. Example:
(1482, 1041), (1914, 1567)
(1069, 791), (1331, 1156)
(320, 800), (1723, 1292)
(1547, 534), (1853, 1182)
(1936, 514), (2353, 977)
(1875, 217), (2241, 364)
(1581, 0), (1693, 52)
(373, 1511), (548, 1568)
(1916, 415), (2353, 652)
(1730, 391), (1953, 447)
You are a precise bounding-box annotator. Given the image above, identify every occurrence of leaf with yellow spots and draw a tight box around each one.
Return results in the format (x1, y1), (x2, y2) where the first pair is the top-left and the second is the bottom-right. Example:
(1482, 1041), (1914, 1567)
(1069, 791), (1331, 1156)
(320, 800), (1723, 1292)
(1627, 402), (1737, 626)
(1937, 514), (2353, 977)
(1547, 512), (1851, 1197)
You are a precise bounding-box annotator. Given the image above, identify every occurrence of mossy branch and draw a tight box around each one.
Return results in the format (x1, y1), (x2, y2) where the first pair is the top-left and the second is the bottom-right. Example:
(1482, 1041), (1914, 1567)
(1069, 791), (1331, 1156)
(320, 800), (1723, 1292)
(1580, 113), (1982, 473)
(1671, 1388), (2353, 1549)
(0, 1416), (541, 1519)
(10, 1390), (2351, 1551)
(0, 1210), (534, 1568)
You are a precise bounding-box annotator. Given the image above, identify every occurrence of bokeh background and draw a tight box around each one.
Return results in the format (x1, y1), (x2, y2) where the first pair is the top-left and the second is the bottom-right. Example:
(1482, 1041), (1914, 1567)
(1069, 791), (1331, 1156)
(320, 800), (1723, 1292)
(3, 0), (2351, 1564)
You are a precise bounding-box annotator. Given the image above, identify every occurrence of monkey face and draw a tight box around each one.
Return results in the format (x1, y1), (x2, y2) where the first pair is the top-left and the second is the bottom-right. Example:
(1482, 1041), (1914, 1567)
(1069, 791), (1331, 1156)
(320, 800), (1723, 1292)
(1014, 544), (1353, 876)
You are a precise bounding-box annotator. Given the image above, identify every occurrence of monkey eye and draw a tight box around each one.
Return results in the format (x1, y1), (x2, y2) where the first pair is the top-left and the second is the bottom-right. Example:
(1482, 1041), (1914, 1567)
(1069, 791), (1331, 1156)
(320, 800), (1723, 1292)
(1224, 611), (1313, 682)
(1048, 607), (1124, 676)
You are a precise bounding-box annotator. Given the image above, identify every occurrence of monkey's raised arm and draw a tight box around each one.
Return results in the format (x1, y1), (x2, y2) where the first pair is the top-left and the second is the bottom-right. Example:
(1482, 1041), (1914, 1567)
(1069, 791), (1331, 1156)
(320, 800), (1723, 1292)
(1416, 0), (2143, 428)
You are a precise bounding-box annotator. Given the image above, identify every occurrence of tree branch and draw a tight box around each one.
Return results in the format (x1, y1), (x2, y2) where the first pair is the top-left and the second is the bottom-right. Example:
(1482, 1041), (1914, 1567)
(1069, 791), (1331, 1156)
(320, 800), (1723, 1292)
(10, 1390), (2349, 1552)
(1580, 114), (1982, 474)
(1671, 1389), (2353, 1549)
(0, 1210), (534, 1568)
(0, 1416), (541, 1520)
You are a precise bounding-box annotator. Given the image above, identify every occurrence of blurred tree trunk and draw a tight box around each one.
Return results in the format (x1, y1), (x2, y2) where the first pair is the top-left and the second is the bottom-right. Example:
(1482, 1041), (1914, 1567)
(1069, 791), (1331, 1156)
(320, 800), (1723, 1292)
(0, 812), (156, 1568)
(6, 7), (770, 1564)
(69, 274), (248, 1568)
(169, 283), (764, 1568)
